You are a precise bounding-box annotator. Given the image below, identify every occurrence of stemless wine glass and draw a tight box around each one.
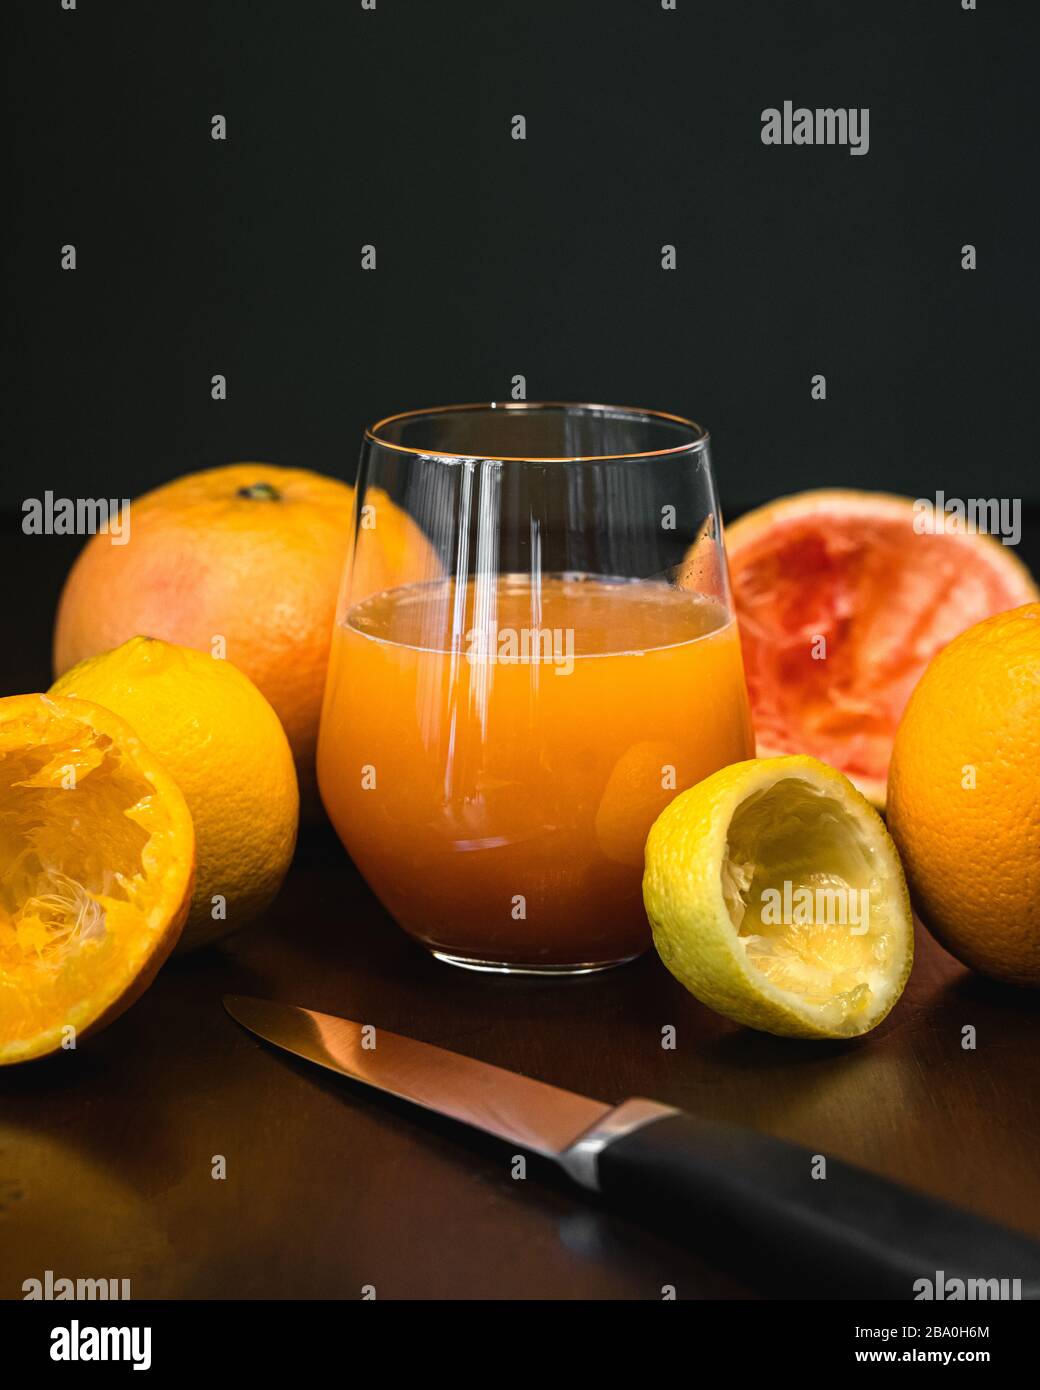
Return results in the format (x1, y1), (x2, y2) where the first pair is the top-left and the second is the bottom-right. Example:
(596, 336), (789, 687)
(317, 403), (754, 973)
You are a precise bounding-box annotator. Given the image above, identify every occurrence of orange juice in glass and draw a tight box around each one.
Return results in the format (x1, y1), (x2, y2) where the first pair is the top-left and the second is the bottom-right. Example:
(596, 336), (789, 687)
(318, 404), (754, 972)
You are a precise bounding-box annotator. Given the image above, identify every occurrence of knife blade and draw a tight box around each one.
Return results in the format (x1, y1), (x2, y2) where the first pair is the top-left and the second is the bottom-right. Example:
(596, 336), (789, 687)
(224, 994), (1040, 1299)
(224, 992), (616, 1156)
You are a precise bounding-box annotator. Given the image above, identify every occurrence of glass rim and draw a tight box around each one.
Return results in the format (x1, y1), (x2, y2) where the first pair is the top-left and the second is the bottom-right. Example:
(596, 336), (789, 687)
(364, 401), (710, 463)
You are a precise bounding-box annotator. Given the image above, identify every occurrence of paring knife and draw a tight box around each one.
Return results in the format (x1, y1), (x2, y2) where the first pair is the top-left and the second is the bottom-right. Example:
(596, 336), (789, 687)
(224, 994), (1040, 1299)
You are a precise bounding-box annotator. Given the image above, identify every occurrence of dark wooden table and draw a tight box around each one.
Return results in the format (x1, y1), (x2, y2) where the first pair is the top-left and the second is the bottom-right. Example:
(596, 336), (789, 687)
(3, 524), (1040, 1300)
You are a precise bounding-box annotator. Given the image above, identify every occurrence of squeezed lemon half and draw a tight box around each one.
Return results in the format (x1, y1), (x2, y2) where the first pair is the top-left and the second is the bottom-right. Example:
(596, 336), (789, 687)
(643, 756), (913, 1039)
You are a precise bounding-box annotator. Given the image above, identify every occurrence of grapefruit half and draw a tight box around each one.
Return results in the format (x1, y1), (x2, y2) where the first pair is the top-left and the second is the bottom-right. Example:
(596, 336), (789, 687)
(724, 489), (1038, 807)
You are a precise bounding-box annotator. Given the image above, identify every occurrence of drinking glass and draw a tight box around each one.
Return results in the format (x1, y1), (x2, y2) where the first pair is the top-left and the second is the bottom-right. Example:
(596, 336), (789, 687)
(317, 403), (754, 973)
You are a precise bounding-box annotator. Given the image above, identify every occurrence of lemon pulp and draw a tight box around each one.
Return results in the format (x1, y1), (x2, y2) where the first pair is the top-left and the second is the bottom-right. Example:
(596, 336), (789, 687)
(723, 778), (898, 1032)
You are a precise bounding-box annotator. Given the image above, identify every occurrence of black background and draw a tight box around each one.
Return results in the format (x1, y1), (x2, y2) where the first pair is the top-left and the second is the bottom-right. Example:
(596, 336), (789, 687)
(2, 0), (1037, 515)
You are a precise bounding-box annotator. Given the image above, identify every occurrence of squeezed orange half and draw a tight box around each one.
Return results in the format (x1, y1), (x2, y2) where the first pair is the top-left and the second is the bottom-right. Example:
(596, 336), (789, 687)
(0, 693), (194, 1063)
(318, 575), (754, 968)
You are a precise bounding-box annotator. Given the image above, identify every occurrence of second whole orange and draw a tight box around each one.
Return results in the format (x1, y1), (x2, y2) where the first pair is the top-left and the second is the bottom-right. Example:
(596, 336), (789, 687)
(887, 604), (1040, 986)
(51, 638), (299, 952)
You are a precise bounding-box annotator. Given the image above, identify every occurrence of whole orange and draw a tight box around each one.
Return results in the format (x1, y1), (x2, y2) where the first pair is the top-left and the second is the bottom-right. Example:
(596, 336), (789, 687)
(887, 604), (1040, 985)
(53, 463), (436, 806)
(51, 637), (298, 952)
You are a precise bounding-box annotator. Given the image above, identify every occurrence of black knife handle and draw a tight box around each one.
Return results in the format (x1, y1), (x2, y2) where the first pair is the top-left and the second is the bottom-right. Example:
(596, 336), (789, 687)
(585, 1105), (1040, 1299)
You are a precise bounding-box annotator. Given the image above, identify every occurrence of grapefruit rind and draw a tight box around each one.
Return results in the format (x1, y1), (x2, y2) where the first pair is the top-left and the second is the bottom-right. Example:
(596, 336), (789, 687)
(725, 490), (1039, 809)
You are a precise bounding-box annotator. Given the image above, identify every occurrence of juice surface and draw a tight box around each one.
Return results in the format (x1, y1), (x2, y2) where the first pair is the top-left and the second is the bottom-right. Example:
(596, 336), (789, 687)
(317, 574), (754, 967)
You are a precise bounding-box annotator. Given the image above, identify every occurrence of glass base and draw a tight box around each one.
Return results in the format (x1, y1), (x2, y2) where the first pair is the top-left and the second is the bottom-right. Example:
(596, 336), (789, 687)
(429, 949), (643, 976)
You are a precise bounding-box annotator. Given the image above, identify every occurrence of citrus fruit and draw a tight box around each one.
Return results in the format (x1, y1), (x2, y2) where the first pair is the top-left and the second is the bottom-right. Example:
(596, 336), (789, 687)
(887, 604), (1040, 986)
(0, 692), (194, 1064)
(52, 463), (439, 805)
(51, 637), (298, 952)
(595, 740), (684, 868)
(724, 489), (1038, 806)
(643, 755), (914, 1038)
